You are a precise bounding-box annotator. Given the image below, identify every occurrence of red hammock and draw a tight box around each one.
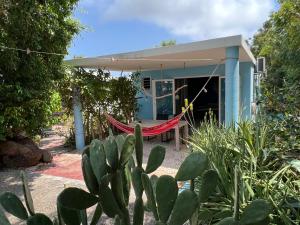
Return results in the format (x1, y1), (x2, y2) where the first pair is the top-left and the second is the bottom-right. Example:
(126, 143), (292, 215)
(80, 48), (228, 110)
(105, 113), (183, 136)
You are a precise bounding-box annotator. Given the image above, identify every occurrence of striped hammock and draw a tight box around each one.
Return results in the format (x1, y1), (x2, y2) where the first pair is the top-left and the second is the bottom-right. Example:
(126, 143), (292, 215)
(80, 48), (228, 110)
(105, 113), (183, 136)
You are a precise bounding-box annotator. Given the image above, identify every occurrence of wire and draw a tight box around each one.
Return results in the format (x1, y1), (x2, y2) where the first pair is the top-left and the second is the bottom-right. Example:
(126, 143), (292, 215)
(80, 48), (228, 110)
(183, 59), (224, 114)
(0, 45), (65, 56)
(0, 45), (230, 62)
(142, 84), (188, 99)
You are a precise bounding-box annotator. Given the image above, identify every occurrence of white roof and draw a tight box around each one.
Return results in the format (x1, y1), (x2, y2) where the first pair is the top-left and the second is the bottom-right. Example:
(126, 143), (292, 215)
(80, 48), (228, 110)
(65, 35), (255, 71)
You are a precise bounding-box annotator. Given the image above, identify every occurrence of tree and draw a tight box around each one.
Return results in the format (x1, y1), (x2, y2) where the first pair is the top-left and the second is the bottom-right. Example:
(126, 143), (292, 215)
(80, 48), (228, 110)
(252, 0), (300, 149)
(0, 0), (80, 138)
(59, 68), (138, 143)
(157, 40), (176, 47)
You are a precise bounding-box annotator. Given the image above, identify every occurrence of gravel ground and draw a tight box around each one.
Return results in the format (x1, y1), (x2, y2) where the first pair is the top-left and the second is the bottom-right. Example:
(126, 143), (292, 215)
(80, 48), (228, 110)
(0, 130), (188, 225)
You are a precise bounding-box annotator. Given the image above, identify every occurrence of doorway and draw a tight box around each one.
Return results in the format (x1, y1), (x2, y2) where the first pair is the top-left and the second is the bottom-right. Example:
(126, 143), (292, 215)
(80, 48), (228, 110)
(175, 77), (220, 123)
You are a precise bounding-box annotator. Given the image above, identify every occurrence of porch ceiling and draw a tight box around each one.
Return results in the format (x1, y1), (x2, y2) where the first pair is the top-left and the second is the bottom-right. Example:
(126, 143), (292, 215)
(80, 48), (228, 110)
(65, 35), (255, 71)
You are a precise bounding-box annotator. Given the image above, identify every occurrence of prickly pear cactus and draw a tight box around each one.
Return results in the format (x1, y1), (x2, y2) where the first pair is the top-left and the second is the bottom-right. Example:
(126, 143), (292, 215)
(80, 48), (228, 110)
(140, 151), (210, 225)
(57, 123), (167, 225)
(0, 172), (54, 225)
(0, 124), (272, 225)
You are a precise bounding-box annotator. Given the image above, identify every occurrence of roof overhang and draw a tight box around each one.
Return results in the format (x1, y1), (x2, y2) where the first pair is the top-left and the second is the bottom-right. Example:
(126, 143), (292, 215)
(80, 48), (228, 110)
(65, 35), (256, 71)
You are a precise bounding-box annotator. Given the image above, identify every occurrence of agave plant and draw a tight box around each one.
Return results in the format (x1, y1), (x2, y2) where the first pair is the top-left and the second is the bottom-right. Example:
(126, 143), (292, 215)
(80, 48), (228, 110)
(190, 118), (300, 224)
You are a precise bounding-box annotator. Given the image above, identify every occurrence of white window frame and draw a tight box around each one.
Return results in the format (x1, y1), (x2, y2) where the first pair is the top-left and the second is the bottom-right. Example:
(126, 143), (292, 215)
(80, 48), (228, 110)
(152, 79), (175, 120)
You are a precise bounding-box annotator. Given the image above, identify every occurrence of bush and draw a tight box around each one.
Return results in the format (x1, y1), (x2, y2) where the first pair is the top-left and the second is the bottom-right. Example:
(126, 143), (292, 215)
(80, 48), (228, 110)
(190, 118), (300, 225)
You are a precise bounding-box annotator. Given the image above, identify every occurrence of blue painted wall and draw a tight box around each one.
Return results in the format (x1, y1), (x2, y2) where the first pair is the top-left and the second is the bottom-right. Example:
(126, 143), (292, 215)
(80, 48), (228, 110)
(240, 62), (254, 120)
(136, 61), (254, 122)
(225, 46), (239, 126)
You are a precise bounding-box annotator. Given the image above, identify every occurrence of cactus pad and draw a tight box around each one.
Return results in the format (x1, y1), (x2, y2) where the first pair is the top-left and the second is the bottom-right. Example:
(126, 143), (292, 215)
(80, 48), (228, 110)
(145, 145), (166, 174)
(57, 187), (98, 210)
(141, 173), (159, 220)
(0, 192), (28, 220)
(135, 124), (144, 168)
(240, 199), (271, 225)
(168, 190), (199, 225)
(198, 169), (219, 203)
(155, 175), (178, 223)
(27, 213), (53, 225)
(216, 217), (238, 225)
(82, 154), (99, 195)
(89, 139), (107, 184)
(175, 152), (208, 181)
(120, 134), (136, 167)
(133, 198), (144, 225)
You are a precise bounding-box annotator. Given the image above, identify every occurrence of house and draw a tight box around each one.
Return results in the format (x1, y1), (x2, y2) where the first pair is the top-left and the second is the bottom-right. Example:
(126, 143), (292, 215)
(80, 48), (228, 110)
(66, 35), (257, 149)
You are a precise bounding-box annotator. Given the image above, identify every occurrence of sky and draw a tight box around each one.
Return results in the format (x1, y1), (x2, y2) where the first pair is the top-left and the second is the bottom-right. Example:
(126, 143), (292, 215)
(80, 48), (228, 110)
(67, 0), (279, 59)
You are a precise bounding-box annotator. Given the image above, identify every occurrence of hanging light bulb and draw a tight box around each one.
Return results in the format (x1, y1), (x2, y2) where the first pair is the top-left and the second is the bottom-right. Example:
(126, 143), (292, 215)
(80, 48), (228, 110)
(184, 98), (189, 108)
(204, 88), (208, 93)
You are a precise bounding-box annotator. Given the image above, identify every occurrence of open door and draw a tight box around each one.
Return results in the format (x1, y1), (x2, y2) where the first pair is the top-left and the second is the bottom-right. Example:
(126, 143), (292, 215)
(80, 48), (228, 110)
(175, 77), (220, 123)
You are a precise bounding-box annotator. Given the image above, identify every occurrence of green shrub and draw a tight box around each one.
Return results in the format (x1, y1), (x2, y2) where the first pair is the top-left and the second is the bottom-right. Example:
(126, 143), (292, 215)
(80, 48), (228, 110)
(190, 118), (300, 225)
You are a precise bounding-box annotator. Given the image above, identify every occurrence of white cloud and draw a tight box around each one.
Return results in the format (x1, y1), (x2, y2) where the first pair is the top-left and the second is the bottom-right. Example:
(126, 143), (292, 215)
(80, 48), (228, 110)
(101, 0), (274, 40)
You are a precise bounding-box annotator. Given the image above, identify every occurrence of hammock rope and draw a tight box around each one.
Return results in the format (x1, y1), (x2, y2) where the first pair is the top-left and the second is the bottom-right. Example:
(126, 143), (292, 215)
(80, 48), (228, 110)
(106, 59), (224, 136)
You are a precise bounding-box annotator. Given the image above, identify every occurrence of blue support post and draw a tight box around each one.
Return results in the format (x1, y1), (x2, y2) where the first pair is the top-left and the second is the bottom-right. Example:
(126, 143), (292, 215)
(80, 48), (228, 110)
(225, 46), (240, 126)
(240, 63), (254, 120)
(72, 86), (85, 151)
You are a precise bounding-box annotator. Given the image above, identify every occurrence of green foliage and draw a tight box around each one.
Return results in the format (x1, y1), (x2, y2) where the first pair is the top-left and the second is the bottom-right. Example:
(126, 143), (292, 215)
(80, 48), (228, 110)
(59, 68), (138, 143)
(0, 0), (80, 138)
(158, 40), (176, 47)
(190, 119), (300, 224)
(252, 0), (300, 151)
(0, 124), (273, 225)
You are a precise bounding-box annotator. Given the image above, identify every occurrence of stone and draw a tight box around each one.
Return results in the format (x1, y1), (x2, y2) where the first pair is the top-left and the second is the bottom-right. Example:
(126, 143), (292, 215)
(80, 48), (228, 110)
(41, 150), (53, 163)
(0, 139), (42, 168)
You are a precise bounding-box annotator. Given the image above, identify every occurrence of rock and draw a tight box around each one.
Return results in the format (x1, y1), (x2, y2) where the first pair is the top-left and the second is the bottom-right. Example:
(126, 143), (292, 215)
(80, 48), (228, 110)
(41, 150), (53, 163)
(0, 140), (42, 168)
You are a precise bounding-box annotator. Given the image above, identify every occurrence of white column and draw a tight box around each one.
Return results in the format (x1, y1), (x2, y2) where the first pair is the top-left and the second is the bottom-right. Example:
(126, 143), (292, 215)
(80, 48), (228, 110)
(72, 86), (85, 150)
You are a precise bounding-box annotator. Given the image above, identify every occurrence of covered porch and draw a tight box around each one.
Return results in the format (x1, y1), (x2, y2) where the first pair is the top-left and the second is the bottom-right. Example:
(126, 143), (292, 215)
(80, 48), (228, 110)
(66, 35), (256, 150)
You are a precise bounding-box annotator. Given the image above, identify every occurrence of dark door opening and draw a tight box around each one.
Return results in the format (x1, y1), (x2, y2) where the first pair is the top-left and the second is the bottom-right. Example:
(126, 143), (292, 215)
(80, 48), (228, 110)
(175, 77), (219, 123)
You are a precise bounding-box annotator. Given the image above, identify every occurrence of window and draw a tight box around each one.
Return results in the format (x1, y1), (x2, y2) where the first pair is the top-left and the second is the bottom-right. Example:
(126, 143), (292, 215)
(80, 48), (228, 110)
(143, 77), (151, 89)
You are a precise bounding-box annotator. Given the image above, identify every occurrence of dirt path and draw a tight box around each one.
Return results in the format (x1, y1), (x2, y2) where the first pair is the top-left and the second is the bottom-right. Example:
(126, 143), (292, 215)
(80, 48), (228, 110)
(0, 128), (188, 224)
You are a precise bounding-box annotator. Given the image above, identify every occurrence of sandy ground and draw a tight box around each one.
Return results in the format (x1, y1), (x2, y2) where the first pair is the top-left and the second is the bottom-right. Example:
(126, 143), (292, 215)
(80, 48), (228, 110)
(0, 129), (189, 225)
